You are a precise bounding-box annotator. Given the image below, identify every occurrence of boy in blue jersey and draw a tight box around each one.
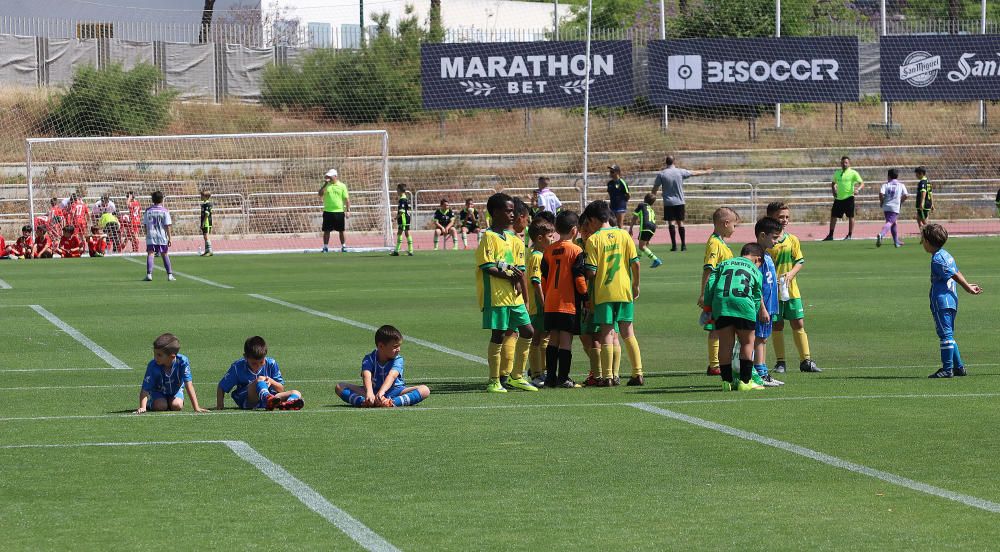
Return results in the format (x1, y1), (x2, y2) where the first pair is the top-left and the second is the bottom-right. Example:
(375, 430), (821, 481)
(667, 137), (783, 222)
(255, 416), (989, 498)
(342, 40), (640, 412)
(336, 325), (430, 407)
(921, 224), (982, 378)
(753, 217), (784, 387)
(216, 336), (303, 411)
(135, 333), (209, 414)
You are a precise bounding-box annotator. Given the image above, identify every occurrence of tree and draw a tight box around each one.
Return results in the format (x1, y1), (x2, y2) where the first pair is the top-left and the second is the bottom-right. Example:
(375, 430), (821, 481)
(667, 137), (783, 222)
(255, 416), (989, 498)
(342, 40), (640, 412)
(199, 0), (217, 43)
(428, 0), (444, 42)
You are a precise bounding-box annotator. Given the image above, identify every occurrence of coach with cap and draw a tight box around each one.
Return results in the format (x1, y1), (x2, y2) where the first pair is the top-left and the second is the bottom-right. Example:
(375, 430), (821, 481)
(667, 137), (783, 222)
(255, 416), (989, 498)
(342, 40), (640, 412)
(651, 155), (712, 252)
(319, 168), (350, 253)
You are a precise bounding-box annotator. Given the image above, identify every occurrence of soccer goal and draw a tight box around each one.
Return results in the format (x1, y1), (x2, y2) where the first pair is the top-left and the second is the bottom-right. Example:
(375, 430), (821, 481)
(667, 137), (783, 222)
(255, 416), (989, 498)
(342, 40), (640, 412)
(25, 130), (391, 252)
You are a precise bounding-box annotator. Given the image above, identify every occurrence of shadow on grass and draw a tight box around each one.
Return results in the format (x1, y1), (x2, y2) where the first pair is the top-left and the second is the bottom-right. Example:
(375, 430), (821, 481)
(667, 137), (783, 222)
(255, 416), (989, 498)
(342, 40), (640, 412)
(627, 385), (722, 395)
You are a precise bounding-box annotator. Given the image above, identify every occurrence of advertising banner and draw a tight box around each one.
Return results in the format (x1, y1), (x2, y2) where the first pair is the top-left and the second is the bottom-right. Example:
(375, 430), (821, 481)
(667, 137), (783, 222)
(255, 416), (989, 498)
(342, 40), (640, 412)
(881, 35), (1000, 101)
(421, 41), (633, 109)
(648, 37), (859, 106)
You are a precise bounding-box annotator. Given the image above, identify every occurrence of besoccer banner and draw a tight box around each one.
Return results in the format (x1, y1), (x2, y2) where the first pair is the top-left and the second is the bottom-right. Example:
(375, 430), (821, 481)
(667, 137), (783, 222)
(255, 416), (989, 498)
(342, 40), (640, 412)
(421, 41), (633, 109)
(881, 35), (1000, 101)
(648, 37), (859, 106)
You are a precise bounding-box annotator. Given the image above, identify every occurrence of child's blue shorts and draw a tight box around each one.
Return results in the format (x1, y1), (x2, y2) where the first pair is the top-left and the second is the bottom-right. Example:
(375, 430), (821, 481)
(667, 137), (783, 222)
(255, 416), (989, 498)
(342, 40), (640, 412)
(755, 320), (773, 340)
(149, 389), (183, 405)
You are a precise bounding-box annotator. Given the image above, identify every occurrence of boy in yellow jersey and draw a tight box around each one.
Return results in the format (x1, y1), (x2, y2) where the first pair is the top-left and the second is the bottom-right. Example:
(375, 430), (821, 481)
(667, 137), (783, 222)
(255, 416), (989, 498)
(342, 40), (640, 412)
(582, 200), (644, 386)
(527, 218), (557, 387)
(765, 202), (820, 373)
(698, 207), (737, 376)
(476, 193), (538, 393)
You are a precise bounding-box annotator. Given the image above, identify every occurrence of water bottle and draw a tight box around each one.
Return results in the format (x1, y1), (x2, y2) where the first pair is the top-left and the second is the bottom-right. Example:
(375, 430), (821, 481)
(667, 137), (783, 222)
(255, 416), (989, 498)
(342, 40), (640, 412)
(779, 275), (791, 302)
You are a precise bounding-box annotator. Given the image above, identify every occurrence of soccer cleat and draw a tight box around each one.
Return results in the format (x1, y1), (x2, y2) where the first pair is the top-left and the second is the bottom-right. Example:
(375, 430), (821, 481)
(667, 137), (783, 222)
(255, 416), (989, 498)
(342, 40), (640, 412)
(953, 366), (967, 377)
(928, 369), (953, 379)
(321, 246), (329, 253)
(407, 252), (414, 256)
(875, 234), (882, 248)
(822, 234), (833, 241)
(390, 251), (400, 256)
(530, 376), (546, 388)
(799, 359), (821, 372)
(894, 242), (903, 248)
(670, 246), (677, 252)
(681, 245), (687, 251)
(583, 374), (601, 387)
(433, 245), (439, 251)
(650, 258), (663, 269)
(761, 374), (783, 387)
(750, 371), (766, 387)
(773, 361), (787, 373)
(205, 251), (214, 257)
(266, 395), (282, 411)
(626, 375), (645, 386)
(486, 378), (508, 393)
(280, 397), (305, 410)
(611, 376), (621, 386)
(559, 379), (582, 388)
(843, 235), (853, 240)
(706, 365), (721, 376)
(738, 380), (765, 391)
(596, 378), (612, 387)
(144, 273), (153, 281)
(721, 381), (733, 392)
(341, 246), (347, 253)
(506, 377), (539, 391)
(167, 274), (176, 281)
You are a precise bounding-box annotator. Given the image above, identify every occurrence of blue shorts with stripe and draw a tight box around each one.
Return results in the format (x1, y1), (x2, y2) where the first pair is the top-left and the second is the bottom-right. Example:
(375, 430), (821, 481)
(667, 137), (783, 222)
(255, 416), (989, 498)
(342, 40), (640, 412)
(755, 320), (773, 339)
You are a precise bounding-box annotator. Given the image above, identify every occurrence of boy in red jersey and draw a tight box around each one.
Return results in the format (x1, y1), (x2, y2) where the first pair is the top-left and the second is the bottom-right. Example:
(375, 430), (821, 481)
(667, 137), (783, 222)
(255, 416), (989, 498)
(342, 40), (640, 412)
(56, 226), (84, 258)
(31, 225), (53, 258)
(8, 225), (33, 258)
(87, 225), (108, 257)
(121, 191), (142, 252)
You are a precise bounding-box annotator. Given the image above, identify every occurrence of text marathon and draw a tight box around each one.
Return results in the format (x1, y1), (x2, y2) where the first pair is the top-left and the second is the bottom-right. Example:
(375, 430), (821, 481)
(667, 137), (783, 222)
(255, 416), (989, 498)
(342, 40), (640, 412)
(421, 41), (633, 110)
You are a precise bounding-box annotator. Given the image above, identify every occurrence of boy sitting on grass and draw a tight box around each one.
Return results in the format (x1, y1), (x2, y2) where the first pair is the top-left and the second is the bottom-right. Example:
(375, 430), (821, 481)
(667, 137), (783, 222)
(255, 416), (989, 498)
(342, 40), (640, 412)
(217, 336), (303, 411)
(135, 333), (209, 413)
(336, 325), (430, 407)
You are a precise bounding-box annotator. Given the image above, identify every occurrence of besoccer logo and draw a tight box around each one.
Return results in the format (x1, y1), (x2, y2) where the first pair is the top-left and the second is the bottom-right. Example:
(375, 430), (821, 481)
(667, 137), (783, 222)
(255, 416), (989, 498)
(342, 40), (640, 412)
(668, 55), (702, 90)
(899, 51), (941, 87)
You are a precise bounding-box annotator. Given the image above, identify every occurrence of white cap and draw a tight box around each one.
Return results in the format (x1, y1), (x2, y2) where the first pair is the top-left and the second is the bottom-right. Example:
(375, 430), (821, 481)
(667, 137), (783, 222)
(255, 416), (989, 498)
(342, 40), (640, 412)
(325, 169), (338, 178)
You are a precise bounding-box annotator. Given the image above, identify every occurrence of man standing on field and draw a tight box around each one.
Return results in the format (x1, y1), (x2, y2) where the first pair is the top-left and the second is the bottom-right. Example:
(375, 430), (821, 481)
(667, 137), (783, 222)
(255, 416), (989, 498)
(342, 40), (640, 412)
(319, 168), (350, 253)
(651, 155), (713, 252)
(824, 156), (864, 241)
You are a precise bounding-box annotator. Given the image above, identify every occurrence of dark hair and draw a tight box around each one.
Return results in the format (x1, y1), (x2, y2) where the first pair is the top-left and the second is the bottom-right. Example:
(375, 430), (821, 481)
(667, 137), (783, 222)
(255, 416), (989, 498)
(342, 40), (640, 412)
(486, 192), (513, 217)
(151, 190), (164, 204)
(64, 225), (75, 233)
(396, 183), (406, 192)
(740, 242), (765, 258)
(766, 201), (789, 216)
(512, 197), (530, 218)
(582, 200), (613, 223)
(537, 176), (549, 185)
(643, 193), (656, 205)
(529, 219), (555, 241)
(533, 210), (556, 225)
(375, 325), (403, 345)
(841, 156), (850, 162)
(888, 168), (899, 180)
(90, 226), (100, 233)
(921, 223), (948, 249)
(754, 217), (782, 237)
(665, 155), (675, 166)
(915, 166), (927, 175)
(439, 198), (449, 206)
(243, 336), (268, 359)
(21, 224), (31, 232)
(555, 210), (579, 234)
(153, 333), (180, 355)
(465, 197), (473, 204)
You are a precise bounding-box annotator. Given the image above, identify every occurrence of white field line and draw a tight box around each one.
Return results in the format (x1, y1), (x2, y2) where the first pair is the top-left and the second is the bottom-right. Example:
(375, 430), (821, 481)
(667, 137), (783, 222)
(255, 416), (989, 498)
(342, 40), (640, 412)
(30, 305), (130, 370)
(121, 256), (234, 289)
(249, 293), (487, 365)
(0, 367), (123, 373)
(5, 392), (1000, 422)
(628, 402), (1000, 514)
(0, 440), (399, 552)
(0, 277), (11, 289)
(223, 440), (400, 552)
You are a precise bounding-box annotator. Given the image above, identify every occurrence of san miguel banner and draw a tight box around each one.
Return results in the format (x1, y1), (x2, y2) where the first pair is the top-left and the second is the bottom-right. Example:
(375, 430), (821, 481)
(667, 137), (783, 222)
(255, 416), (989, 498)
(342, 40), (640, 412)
(648, 37), (859, 106)
(881, 35), (1000, 101)
(421, 41), (633, 109)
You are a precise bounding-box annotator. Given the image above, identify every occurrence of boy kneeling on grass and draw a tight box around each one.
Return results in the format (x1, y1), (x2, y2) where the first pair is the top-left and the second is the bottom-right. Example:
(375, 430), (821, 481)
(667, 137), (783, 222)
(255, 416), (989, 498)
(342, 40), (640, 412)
(336, 325), (430, 408)
(216, 336), (303, 411)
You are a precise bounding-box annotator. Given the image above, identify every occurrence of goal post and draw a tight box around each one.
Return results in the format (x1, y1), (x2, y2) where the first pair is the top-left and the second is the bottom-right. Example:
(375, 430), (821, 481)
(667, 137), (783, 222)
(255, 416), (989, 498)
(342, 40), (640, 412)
(25, 130), (391, 252)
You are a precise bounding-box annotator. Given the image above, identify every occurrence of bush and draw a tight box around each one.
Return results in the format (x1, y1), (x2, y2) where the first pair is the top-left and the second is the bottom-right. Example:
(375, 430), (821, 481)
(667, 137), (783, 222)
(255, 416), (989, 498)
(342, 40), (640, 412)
(261, 8), (425, 124)
(47, 63), (176, 136)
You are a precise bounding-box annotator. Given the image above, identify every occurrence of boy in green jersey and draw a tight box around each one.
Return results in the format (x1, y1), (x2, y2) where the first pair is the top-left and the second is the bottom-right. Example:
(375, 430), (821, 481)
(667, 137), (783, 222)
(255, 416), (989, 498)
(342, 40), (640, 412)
(391, 183), (413, 256)
(705, 243), (766, 391)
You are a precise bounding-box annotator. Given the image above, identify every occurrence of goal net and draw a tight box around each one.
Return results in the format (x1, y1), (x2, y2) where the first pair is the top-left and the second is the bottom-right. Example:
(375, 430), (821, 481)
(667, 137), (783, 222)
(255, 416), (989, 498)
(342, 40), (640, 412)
(24, 131), (390, 253)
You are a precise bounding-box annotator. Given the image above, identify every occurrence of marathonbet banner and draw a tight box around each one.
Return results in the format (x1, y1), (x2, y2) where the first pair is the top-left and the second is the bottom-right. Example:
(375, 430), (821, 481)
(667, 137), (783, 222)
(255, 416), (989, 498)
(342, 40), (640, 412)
(648, 37), (859, 106)
(421, 41), (633, 109)
(881, 35), (1000, 101)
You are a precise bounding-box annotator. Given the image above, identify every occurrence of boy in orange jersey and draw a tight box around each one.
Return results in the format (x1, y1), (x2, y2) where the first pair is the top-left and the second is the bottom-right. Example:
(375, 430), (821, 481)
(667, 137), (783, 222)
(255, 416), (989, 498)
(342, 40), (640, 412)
(541, 210), (588, 388)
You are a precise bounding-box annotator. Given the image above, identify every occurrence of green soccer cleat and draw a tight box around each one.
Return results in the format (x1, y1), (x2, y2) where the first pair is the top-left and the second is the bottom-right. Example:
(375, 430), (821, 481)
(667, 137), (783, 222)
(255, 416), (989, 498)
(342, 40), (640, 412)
(505, 377), (539, 391)
(750, 371), (765, 387)
(486, 378), (508, 393)
(721, 381), (733, 392)
(738, 381), (765, 391)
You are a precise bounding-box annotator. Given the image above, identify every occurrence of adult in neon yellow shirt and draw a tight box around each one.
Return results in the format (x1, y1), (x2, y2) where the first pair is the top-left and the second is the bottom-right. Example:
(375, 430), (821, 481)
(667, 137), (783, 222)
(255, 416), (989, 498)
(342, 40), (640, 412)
(318, 168), (350, 252)
(824, 155), (864, 241)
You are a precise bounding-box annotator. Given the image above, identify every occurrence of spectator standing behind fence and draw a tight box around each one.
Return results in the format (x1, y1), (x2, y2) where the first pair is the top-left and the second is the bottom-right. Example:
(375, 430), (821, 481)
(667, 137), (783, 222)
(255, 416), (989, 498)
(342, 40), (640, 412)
(536, 177), (562, 214)
(651, 155), (713, 252)
(92, 194), (116, 224)
(824, 156), (864, 241)
(319, 168), (350, 253)
(606, 165), (631, 228)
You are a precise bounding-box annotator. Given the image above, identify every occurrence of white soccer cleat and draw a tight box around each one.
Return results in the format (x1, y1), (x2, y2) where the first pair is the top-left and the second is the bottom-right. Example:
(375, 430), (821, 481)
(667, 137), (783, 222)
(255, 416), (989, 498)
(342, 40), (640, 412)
(167, 274), (176, 281)
(144, 273), (153, 281)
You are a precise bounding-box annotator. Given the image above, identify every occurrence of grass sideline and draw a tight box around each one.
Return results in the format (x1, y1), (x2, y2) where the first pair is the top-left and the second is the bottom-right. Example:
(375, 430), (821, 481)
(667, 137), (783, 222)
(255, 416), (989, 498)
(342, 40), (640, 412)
(1, 236), (999, 550)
